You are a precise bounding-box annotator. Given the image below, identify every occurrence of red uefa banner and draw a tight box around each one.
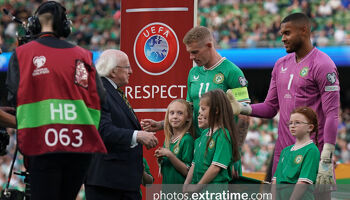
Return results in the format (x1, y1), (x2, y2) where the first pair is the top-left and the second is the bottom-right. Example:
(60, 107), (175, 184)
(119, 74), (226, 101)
(120, 0), (197, 192)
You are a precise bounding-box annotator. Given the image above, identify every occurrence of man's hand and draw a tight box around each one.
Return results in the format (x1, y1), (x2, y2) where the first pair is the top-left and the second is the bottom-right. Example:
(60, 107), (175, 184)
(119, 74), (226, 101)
(0, 108), (16, 128)
(0, 107), (16, 115)
(316, 143), (335, 185)
(141, 119), (163, 132)
(226, 89), (252, 115)
(136, 131), (158, 149)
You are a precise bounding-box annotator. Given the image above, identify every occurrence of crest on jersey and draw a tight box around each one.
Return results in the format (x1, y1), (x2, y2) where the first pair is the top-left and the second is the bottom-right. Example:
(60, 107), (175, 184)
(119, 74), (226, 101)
(134, 22), (179, 76)
(294, 155), (303, 164)
(327, 72), (336, 84)
(213, 73), (224, 84)
(209, 139), (215, 149)
(173, 146), (179, 154)
(299, 67), (309, 77)
(239, 76), (248, 86)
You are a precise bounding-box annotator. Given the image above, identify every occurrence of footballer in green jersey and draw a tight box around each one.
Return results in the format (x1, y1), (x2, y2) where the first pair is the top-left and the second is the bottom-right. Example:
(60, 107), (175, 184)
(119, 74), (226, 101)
(186, 58), (250, 138)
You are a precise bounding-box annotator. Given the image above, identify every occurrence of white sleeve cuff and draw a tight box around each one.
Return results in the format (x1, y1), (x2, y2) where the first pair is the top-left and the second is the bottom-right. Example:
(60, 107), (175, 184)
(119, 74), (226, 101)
(298, 178), (313, 184)
(212, 161), (228, 169)
(131, 130), (138, 148)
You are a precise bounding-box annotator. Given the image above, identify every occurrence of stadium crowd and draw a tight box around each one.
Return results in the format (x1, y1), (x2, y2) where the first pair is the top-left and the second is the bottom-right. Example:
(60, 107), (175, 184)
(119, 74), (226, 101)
(0, 0), (350, 52)
(199, 0), (350, 48)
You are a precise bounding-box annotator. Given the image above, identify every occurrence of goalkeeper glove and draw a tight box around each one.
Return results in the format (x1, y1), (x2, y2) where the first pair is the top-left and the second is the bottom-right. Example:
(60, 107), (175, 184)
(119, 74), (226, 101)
(316, 143), (335, 184)
(226, 89), (252, 115)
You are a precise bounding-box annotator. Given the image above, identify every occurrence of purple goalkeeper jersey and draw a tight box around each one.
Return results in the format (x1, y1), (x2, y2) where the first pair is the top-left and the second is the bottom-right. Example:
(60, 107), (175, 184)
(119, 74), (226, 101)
(251, 48), (340, 175)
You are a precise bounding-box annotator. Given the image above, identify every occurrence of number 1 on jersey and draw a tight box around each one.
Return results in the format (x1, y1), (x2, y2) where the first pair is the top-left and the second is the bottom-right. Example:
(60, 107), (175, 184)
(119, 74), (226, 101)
(288, 74), (294, 91)
(199, 82), (210, 97)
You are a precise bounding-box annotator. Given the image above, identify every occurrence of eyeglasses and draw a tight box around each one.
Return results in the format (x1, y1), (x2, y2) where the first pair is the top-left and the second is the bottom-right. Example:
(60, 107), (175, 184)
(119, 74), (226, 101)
(116, 65), (131, 69)
(288, 121), (309, 126)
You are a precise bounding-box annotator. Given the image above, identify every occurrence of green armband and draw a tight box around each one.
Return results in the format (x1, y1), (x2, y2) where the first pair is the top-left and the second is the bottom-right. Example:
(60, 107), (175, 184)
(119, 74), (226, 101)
(231, 87), (249, 102)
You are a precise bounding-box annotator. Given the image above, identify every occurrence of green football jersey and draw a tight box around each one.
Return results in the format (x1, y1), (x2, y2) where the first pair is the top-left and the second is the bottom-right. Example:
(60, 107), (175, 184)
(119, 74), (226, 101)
(186, 58), (250, 138)
(161, 133), (194, 184)
(273, 140), (320, 184)
(192, 128), (233, 184)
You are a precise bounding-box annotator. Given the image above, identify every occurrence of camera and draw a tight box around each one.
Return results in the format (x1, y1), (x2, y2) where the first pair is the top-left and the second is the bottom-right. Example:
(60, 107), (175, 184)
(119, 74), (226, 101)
(0, 189), (25, 200)
(0, 128), (25, 200)
(0, 127), (30, 199)
(16, 25), (33, 46)
(0, 171), (30, 200)
(2, 8), (35, 46)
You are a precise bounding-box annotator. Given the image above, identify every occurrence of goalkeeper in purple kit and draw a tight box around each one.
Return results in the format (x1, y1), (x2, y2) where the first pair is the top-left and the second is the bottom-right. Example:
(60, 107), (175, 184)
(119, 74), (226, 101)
(227, 12), (339, 185)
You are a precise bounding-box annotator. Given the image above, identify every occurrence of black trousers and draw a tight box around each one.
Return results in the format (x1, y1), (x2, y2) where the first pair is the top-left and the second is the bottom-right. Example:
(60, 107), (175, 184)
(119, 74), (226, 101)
(27, 153), (92, 200)
(85, 184), (141, 200)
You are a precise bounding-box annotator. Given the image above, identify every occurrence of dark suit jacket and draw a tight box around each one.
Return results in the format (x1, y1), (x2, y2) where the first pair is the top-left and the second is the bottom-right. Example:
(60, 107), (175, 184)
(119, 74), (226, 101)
(85, 77), (143, 192)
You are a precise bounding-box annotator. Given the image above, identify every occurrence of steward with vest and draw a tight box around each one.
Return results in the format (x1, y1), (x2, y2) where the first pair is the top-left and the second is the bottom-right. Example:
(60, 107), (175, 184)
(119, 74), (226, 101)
(6, 2), (106, 200)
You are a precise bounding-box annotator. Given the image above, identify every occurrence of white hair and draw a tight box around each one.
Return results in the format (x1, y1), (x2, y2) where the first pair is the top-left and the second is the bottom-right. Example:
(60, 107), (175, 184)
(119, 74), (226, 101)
(95, 49), (127, 77)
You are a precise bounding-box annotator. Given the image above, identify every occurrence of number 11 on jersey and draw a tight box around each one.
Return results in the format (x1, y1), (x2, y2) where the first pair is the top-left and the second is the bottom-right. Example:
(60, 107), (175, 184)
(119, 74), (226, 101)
(199, 82), (210, 97)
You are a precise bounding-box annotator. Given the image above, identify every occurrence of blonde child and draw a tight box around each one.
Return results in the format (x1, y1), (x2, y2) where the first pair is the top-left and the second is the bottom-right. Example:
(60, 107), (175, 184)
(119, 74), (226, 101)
(155, 99), (195, 184)
(183, 89), (240, 192)
(272, 106), (320, 199)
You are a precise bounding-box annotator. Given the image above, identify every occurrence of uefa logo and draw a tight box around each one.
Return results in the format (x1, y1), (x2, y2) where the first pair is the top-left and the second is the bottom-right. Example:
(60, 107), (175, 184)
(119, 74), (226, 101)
(134, 22), (179, 75)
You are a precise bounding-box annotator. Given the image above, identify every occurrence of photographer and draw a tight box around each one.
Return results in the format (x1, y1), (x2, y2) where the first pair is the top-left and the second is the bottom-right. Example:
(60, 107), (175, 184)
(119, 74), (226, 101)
(0, 47), (16, 161)
(0, 107), (15, 157)
(0, 43), (16, 129)
(6, 1), (107, 200)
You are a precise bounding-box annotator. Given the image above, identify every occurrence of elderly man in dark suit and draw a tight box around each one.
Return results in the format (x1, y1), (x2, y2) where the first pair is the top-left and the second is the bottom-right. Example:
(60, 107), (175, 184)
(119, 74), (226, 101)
(85, 49), (158, 200)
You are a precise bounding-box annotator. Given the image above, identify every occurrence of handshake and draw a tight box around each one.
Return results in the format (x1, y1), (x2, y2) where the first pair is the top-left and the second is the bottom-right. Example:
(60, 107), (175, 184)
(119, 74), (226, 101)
(133, 89), (251, 150)
(226, 89), (252, 115)
(136, 131), (158, 149)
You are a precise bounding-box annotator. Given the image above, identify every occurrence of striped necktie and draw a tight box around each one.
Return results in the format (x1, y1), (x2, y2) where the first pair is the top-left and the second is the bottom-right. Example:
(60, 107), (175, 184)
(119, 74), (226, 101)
(117, 88), (137, 120)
